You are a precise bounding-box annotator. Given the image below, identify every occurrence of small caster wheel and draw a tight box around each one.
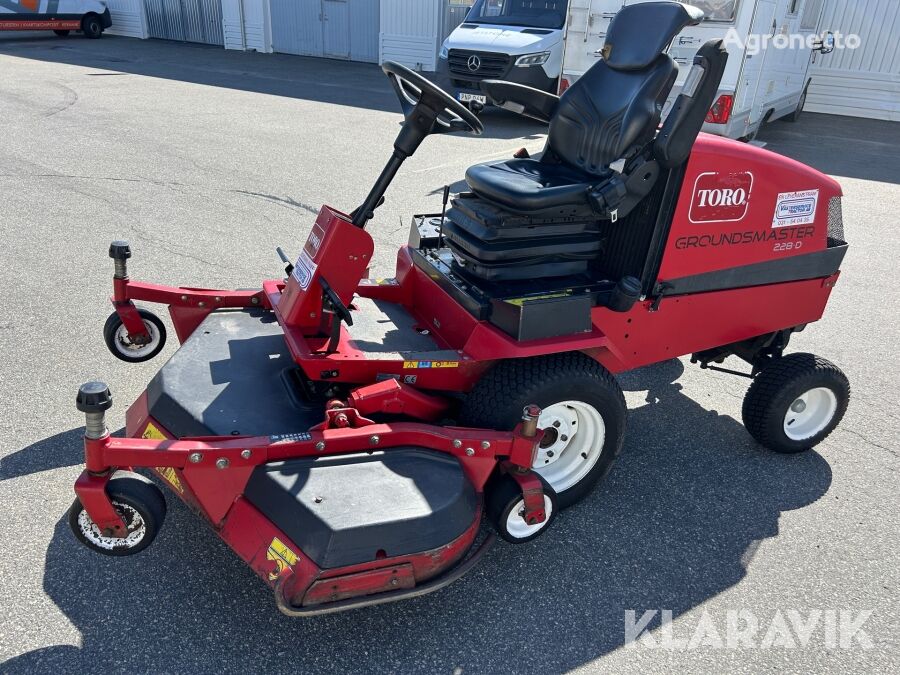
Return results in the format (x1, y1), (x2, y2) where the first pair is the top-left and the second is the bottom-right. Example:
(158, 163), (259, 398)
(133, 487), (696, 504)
(81, 14), (103, 39)
(103, 308), (167, 363)
(54, 29), (70, 37)
(487, 473), (557, 544)
(68, 471), (167, 556)
(742, 353), (850, 454)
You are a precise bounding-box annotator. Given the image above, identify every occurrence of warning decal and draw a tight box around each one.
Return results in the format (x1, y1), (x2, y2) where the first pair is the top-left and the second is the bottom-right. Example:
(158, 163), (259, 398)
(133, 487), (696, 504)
(142, 422), (185, 494)
(267, 537), (299, 580)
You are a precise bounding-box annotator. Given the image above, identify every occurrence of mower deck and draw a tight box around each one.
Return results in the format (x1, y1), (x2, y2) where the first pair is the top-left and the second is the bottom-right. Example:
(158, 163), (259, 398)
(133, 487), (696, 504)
(146, 309), (323, 437)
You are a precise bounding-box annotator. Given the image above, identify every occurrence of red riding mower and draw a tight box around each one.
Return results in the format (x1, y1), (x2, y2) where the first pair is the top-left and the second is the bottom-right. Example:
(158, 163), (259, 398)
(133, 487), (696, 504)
(69, 2), (850, 615)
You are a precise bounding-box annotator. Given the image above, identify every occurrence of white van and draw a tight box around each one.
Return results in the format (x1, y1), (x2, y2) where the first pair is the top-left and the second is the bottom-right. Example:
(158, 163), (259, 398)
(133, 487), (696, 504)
(0, 0), (111, 39)
(560, 0), (834, 139)
(436, 0), (570, 110)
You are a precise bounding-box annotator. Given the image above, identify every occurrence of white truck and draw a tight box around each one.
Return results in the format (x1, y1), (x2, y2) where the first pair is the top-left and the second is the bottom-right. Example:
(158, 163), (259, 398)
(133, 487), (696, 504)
(0, 0), (111, 39)
(560, 0), (834, 139)
(436, 0), (570, 110)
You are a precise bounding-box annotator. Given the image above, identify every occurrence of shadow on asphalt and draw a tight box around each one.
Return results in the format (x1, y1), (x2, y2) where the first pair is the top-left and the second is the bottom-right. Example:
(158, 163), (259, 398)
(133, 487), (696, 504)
(0, 34), (546, 144)
(4, 360), (833, 673)
(757, 114), (899, 185)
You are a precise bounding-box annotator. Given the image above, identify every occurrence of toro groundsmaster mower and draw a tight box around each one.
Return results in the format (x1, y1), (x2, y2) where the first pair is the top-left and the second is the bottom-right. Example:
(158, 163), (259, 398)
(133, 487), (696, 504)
(69, 2), (850, 616)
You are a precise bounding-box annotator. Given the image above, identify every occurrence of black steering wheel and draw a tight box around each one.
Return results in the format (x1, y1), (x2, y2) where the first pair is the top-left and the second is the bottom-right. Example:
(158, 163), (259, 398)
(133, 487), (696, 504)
(382, 61), (484, 137)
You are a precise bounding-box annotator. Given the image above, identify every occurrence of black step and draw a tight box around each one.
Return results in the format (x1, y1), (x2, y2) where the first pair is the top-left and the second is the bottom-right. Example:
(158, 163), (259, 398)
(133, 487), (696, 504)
(147, 309), (322, 437)
(245, 449), (479, 569)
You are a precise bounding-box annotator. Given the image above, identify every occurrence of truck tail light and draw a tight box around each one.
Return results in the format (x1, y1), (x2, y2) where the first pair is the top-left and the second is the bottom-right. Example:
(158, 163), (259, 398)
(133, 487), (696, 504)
(706, 94), (734, 124)
(558, 77), (571, 95)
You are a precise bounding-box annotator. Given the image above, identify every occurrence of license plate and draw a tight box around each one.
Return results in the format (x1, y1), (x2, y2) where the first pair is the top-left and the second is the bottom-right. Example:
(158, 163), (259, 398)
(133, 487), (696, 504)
(458, 93), (487, 104)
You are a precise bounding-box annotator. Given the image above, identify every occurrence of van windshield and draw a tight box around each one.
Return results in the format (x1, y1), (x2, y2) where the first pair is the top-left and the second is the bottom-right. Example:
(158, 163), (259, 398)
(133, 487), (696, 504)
(465, 0), (568, 30)
(679, 0), (739, 22)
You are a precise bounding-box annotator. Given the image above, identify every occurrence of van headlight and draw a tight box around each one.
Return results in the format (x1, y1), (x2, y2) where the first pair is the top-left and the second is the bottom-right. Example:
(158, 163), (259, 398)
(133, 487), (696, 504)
(439, 42), (449, 60)
(515, 52), (551, 67)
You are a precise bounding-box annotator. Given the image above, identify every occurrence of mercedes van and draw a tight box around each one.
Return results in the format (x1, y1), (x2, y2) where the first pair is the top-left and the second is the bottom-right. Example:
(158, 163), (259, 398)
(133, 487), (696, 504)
(436, 0), (569, 110)
(0, 0), (111, 39)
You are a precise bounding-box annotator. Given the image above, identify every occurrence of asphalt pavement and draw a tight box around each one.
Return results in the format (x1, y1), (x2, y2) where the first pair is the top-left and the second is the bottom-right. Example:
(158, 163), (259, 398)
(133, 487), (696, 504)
(0, 34), (897, 674)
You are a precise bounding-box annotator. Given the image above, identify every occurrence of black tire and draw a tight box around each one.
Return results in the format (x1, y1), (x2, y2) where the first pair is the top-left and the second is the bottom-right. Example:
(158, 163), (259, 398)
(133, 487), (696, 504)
(81, 14), (103, 39)
(785, 84), (809, 123)
(742, 353), (850, 454)
(68, 471), (167, 556)
(460, 353), (626, 508)
(54, 29), (70, 37)
(103, 308), (167, 363)
(486, 473), (557, 544)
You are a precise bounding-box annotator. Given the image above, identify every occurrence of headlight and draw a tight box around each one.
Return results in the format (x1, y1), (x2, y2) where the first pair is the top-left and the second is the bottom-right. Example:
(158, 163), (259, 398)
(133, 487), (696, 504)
(515, 51), (551, 67)
(439, 42), (449, 60)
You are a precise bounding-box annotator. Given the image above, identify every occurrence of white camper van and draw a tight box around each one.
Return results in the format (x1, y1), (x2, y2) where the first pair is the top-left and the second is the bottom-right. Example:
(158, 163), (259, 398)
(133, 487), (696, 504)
(436, 0), (570, 110)
(560, 0), (834, 139)
(0, 0), (111, 39)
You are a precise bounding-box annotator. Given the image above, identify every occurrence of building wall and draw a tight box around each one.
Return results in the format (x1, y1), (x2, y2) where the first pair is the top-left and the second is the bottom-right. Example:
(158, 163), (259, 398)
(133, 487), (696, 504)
(380, 0), (442, 71)
(807, 0), (900, 121)
(106, 0), (148, 37)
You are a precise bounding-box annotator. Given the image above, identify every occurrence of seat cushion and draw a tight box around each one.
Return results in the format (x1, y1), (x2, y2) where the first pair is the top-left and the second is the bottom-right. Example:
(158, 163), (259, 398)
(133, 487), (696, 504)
(466, 159), (602, 212)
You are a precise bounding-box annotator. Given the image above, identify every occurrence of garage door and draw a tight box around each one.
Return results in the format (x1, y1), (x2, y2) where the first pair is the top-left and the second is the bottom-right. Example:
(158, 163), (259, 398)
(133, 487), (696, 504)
(807, 0), (900, 121)
(270, 0), (379, 62)
(145, 0), (225, 45)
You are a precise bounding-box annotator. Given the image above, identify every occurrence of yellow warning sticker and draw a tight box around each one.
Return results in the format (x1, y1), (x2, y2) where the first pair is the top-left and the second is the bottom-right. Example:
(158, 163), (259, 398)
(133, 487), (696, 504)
(155, 466), (185, 494)
(142, 423), (184, 493)
(403, 360), (459, 369)
(267, 537), (299, 580)
(505, 291), (573, 307)
(142, 422), (167, 440)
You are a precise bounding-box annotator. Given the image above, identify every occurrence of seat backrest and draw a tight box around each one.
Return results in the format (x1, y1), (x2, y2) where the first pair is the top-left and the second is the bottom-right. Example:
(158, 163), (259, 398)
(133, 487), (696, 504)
(653, 39), (729, 168)
(547, 2), (704, 176)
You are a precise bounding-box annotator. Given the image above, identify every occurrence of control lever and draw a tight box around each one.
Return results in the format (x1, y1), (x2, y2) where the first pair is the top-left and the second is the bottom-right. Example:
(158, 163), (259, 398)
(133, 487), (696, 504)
(319, 277), (353, 354)
(350, 195), (386, 224)
(276, 247), (293, 276)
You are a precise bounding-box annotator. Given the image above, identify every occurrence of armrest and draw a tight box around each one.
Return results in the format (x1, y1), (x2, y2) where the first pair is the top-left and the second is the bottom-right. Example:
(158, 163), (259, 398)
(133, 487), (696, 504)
(479, 80), (559, 124)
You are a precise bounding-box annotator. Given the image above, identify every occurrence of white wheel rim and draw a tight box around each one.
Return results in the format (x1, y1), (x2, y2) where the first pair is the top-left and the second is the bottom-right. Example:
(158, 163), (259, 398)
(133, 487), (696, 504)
(783, 387), (838, 441)
(77, 502), (146, 551)
(533, 401), (605, 493)
(505, 495), (553, 540)
(114, 319), (160, 359)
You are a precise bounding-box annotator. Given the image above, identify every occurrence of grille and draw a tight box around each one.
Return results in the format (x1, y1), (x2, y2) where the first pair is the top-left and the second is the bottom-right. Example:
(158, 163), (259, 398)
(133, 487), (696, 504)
(827, 196), (846, 246)
(448, 49), (511, 80)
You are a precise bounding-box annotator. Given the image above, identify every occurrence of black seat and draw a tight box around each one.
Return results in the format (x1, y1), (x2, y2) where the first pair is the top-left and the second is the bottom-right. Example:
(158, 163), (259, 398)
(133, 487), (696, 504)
(466, 159), (602, 212)
(465, 1), (703, 215)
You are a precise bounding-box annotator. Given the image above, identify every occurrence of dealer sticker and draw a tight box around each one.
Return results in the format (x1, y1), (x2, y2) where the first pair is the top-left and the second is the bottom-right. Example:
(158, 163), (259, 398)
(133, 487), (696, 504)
(292, 250), (318, 290)
(773, 189), (819, 228)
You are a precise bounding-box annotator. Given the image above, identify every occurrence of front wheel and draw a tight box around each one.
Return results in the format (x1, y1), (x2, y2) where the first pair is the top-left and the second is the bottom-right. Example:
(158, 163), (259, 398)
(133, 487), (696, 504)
(742, 353), (850, 453)
(103, 308), (167, 363)
(460, 353), (627, 508)
(487, 473), (557, 543)
(81, 14), (103, 39)
(68, 471), (167, 556)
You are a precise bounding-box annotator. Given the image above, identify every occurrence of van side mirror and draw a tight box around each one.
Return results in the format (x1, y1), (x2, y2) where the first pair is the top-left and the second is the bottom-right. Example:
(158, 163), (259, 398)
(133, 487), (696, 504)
(815, 31), (836, 55)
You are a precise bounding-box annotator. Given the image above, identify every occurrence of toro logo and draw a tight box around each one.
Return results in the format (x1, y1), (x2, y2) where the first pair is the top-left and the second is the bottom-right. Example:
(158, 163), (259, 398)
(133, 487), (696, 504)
(689, 171), (753, 223)
(303, 224), (326, 259)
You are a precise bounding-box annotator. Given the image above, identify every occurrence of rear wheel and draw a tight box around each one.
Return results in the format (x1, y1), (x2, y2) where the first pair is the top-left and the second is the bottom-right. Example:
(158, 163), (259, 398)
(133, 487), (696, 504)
(68, 471), (167, 556)
(785, 84), (809, 123)
(460, 353), (626, 508)
(81, 14), (103, 39)
(54, 29), (70, 37)
(742, 353), (850, 453)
